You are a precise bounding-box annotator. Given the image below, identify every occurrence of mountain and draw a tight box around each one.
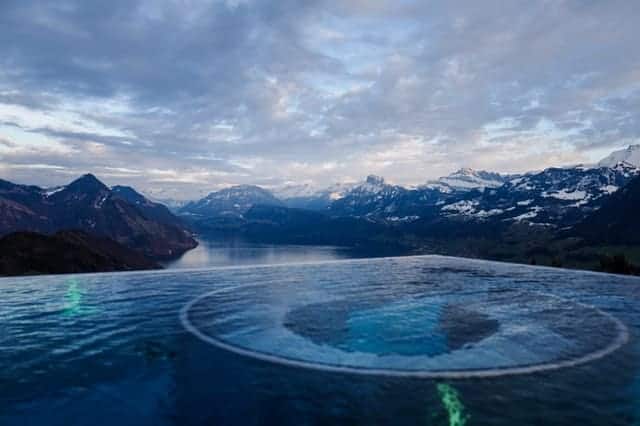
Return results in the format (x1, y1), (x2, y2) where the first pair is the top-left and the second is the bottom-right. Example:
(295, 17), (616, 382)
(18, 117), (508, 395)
(174, 144), (640, 274)
(424, 168), (513, 192)
(180, 185), (283, 218)
(112, 185), (186, 227)
(439, 163), (638, 226)
(325, 172), (517, 222)
(315, 163), (635, 227)
(0, 230), (160, 276)
(185, 147), (640, 231)
(195, 203), (405, 250)
(574, 174), (640, 244)
(278, 182), (356, 210)
(327, 175), (412, 218)
(597, 144), (640, 168)
(0, 174), (197, 259)
(264, 158), (638, 232)
(0, 179), (46, 233)
(157, 198), (189, 212)
(322, 146), (640, 225)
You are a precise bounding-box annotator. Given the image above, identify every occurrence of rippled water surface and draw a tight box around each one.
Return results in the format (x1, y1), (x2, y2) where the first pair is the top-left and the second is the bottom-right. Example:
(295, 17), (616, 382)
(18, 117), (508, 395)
(2, 255), (640, 425)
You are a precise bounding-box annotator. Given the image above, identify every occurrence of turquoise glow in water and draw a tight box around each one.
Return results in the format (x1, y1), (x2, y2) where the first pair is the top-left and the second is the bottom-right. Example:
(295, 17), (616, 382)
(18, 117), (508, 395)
(437, 383), (469, 426)
(62, 278), (82, 316)
(342, 301), (448, 356)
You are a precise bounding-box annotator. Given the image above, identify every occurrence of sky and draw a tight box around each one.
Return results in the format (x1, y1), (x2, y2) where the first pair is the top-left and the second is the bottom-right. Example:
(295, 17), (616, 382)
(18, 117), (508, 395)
(1, 0), (639, 200)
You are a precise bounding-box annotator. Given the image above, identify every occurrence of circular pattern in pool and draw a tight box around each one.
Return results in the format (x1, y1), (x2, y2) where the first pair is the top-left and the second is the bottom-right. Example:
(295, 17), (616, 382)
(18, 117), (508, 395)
(282, 298), (499, 357)
(181, 280), (629, 379)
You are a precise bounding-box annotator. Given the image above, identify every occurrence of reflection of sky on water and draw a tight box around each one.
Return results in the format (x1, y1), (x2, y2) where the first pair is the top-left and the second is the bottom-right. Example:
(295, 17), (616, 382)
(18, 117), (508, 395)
(162, 238), (358, 269)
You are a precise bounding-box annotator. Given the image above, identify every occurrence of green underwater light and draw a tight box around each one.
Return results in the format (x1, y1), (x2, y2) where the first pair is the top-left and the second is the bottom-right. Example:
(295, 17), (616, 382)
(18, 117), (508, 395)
(63, 278), (83, 316)
(437, 383), (469, 426)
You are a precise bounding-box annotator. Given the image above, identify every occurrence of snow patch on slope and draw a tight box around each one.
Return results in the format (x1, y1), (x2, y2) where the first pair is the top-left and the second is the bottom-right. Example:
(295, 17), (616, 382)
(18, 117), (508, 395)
(44, 186), (65, 197)
(597, 144), (640, 168)
(542, 190), (587, 201)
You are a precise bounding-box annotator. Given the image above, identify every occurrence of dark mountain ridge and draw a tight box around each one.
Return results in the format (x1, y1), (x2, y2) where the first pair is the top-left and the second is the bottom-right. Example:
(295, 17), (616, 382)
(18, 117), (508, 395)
(111, 185), (187, 227)
(0, 174), (197, 260)
(574, 174), (640, 244)
(0, 230), (160, 276)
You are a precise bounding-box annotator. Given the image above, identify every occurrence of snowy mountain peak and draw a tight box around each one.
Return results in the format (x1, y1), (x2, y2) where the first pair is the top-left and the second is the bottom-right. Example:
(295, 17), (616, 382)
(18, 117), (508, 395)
(180, 185), (282, 217)
(598, 144), (640, 168)
(365, 175), (385, 185)
(425, 168), (509, 192)
(357, 175), (391, 194)
(274, 181), (359, 200)
(200, 185), (276, 200)
(453, 167), (477, 176)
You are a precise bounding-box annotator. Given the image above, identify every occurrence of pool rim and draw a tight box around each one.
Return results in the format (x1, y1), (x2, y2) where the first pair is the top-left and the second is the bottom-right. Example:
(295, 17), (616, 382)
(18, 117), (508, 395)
(180, 288), (631, 379)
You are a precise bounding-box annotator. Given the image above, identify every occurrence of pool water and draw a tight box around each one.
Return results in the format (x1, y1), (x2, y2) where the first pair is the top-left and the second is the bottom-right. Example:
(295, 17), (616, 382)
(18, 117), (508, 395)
(184, 285), (626, 378)
(343, 301), (450, 356)
(283, 298), (454, 357)
(2, 255), (640, 425)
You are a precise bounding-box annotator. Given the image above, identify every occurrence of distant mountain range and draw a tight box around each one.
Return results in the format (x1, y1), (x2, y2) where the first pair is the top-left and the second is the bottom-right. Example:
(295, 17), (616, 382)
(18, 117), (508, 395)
(440, 163), (638, 226)
(0, 174), (196, 260)
(1, 144), (639, 275)
(274, 182), (355, 210)
(180, 185), (283, 218)
(423, 168), (514, 192)
(178, 145), (640, 228)
(175, 144), (640, 273)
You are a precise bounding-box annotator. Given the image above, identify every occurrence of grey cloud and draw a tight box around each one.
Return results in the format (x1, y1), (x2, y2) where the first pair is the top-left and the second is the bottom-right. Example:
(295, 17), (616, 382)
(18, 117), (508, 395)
(1, 0), (639, 198)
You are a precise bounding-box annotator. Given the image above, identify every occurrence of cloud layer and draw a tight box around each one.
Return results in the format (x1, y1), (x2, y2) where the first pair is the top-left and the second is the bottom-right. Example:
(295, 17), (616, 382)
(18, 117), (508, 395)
(1, 0), (639, 199)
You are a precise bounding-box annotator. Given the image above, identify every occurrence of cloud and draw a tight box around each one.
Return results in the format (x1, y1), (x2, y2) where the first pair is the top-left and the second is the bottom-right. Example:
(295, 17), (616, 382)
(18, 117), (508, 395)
(0, 0), (639, 198)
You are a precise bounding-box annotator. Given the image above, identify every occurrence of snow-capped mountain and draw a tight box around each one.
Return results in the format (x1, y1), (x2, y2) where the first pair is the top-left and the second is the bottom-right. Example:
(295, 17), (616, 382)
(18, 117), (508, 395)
(111, 185), (185, 227)
(321, 160), (638, 227)
(439, 163), (639, 226)
(597, 144), (640, 168)
(324, 146), (640, 225)
(278, 182), (357, 210)
(424, 168), (513, 192)
(147, 197), (189, 212)
(326, 175), (457, 221)
(180, 185), (283, 218)
(328, 175), (410, 218)
(180, 144), (640, 228)
(324, 182), (358, 200)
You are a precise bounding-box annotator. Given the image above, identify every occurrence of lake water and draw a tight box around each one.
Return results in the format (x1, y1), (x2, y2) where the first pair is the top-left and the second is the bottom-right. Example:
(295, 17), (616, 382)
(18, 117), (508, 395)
(162, 238), (377, 269)
(2, 255), (640, 425)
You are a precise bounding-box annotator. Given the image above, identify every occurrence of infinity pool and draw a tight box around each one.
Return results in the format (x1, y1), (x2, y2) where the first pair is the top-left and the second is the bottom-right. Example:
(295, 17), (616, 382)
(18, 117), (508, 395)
(2, 256), (640, 425)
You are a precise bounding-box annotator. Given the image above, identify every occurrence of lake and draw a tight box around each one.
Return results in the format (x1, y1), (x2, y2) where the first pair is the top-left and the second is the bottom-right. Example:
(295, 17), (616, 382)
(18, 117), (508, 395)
(162, 238), (394, 269)
(2, 255), (640, 425)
